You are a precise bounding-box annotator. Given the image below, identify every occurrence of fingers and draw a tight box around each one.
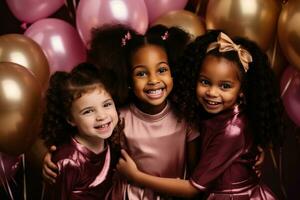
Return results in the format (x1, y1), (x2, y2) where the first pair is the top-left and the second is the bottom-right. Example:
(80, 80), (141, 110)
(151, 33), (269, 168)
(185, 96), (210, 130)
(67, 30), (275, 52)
(120, 149), (129, 160)
(42, 165), (57, 184)
(49, 145), (57, 152)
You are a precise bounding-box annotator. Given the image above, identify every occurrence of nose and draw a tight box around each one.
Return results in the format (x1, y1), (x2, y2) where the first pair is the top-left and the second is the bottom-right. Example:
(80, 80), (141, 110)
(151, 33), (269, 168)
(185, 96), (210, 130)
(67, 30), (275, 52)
(96, 112), (107, 121)
(206, 86), (218, 97)
(148, 73), (160, 85)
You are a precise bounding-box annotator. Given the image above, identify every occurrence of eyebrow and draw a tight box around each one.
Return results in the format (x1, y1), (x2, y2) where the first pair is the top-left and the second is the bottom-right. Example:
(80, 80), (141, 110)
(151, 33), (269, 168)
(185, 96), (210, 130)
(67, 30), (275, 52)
(132, 61), (169, 71)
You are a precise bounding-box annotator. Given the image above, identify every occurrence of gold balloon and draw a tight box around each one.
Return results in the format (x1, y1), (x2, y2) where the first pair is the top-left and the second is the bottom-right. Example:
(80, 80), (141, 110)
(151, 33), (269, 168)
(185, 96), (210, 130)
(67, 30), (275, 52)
(278, 0), (300, 71)
(0, 62), (42, 155)
(206, 0), (281, 51)
(151, 10), (206, 40)
(266, 38), (288, 79)
(0, 34), (50, 89)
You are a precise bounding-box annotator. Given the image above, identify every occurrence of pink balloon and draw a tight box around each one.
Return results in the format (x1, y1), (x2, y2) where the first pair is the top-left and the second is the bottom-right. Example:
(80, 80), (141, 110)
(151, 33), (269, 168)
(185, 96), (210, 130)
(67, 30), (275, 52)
(76, 0), (148, 46)
(6, 0), (64, 23)
(280, 66), (300, 126)
(144, 0), (188, 23)
(24, 18), (87, 74)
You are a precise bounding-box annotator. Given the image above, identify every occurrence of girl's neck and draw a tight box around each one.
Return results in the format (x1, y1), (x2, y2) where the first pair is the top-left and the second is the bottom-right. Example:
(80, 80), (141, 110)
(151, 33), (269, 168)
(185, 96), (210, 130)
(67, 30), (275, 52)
(133, 99), (168, 115)
(74, 135), (105, 154)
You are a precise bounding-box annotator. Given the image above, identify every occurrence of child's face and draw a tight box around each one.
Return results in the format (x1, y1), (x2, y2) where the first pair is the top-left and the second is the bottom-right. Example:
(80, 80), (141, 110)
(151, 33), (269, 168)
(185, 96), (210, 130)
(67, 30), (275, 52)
(130, 44), (173, 112)
(196, 55), (242, 114)
(68, 86), (118, 143)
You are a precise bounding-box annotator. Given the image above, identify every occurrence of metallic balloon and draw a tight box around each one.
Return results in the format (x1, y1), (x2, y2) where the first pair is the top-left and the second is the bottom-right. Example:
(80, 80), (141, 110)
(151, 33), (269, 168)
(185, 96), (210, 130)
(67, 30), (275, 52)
(0, 62), (42, 155)
(266, 38), (288, 79)
(0, 34), (50, 89)
(144, 0), (188, 23)
(152, 10), (206, 41)
(278, 0), (300, 71)
(206, 0), (281, 51)
(76, 0), (149, 46)
(280, 66), (300, 126)
(24, 18), (87, 74)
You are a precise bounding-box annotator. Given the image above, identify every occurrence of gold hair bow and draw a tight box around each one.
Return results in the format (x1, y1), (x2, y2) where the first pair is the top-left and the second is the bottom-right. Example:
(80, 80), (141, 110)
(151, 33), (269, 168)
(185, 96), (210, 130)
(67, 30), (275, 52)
(206, 32), (253, 72)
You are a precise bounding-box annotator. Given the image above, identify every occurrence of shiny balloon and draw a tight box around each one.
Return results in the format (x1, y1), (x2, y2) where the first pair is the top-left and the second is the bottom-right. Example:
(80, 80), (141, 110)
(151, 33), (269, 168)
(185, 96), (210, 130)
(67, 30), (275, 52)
(266, 38), (287, 79)
(0, 62), (42, 155)
(280, 66), (300, 126)
(152, 10), (206, 40)
(24, 18), (87, 74)
(6, 0), (64, 23)
(0, 34), (50, 89)
(278, 0), (300, 71)
(206, 0), (281, 51)
(76, 0), (148, 46)
(144, 0), (188, 23)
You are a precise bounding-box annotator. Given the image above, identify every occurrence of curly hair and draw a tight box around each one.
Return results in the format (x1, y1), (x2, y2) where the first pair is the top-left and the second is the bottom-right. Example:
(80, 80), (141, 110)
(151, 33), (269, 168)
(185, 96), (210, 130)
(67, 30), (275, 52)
(171, 30), (285, 148)
(87, 24), (191, 106)
(123, 24), (191, 103)
(88, 24), (138, 106)
(41, 62), (124, 150)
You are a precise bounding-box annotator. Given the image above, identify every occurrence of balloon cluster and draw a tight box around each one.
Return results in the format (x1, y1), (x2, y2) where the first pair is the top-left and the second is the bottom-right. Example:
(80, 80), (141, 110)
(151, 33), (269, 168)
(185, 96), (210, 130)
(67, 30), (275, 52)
(1, 0), (300, 158)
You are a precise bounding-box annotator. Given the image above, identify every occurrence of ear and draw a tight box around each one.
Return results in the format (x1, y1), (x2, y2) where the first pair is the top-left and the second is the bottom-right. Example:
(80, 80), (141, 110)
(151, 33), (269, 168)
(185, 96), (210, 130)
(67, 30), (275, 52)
(67, 117), (76, 127)
(239, 92), (244, 98)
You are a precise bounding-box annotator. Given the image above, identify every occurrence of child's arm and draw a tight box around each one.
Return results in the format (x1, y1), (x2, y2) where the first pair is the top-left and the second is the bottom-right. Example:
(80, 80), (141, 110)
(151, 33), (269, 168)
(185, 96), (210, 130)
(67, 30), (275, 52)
(42, 145), (59, 184)
(117, 150), (199, 198)
(253, 146), (264, 177)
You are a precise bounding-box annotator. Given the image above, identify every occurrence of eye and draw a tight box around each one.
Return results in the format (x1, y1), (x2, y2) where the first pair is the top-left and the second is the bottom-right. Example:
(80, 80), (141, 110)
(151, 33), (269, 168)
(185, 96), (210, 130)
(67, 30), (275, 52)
(82, 108), (94, 115)
(135, 71), (147, 77)
(220, 83), (232, 89)
(103, 101), (114, 108)
(158, 66), (168, 73)
(198, 78), (210, 86)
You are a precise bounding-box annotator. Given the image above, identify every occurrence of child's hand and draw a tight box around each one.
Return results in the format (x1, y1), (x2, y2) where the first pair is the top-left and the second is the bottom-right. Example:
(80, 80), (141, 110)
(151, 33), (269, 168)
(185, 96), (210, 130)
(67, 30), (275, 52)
(117, 149), (139, 181)
(42, 145), (58, 184)
(253, 146), (265, 178)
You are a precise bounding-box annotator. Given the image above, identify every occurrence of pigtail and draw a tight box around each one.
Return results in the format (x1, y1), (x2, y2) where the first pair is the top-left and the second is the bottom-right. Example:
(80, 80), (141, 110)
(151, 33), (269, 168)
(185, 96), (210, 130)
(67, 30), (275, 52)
(234, 37), (285, 148)
(41, 72), (74, 147)
(171, 30), (221, 126)
(147, 25), (191, 68)
(88, 24), (138, 106)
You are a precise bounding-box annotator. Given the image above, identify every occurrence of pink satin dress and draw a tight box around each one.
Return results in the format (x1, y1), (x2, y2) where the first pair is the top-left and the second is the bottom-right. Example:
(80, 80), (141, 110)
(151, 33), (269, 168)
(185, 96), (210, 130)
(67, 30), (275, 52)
(190, 105), (277, 200)
(43, 138), (113, 200)
(108, 102), (200, 200)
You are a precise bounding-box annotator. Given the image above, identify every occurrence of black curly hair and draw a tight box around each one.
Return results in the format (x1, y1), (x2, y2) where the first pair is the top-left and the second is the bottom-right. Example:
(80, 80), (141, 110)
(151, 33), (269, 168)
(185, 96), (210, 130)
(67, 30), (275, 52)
(87, 24), (138, 106)
(171, 30), (285, 148)
(123, 24), (191, 104)
(40, 62), (124, 150)
(87, 24), (191, 106)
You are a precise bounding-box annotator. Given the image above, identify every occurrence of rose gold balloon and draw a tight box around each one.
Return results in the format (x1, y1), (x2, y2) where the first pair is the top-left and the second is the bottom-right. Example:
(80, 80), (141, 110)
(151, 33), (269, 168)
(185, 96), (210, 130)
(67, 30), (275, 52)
(266, 38), (288, 78)
(0, 62), (42, 155)
(278, 0), (300, 71)
(206, 0), (281, 51)
(151, 10), (206, 40)
(0, 34), (50, 89)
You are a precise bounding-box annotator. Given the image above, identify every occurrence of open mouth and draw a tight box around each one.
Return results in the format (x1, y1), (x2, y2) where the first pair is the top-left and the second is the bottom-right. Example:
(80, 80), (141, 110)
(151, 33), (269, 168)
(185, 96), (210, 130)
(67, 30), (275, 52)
(145, 88), (164, 99)
(94, 122), (111, 131)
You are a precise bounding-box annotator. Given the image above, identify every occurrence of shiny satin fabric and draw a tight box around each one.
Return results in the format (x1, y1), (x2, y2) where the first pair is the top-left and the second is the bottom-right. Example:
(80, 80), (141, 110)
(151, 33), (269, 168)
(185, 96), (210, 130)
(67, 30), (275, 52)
(43, 138), (113, 199)
(108, 102), (199, 200)
(191, 105), (277, 200)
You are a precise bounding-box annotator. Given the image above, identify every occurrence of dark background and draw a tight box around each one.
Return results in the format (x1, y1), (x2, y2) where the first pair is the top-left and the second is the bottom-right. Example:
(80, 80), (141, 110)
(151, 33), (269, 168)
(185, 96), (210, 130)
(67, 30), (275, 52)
(1, 1), (299, 199)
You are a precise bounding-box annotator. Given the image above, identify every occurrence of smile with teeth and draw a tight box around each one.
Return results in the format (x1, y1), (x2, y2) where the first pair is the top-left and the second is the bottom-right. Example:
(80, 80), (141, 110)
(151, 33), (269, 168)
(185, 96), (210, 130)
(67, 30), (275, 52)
(205, 100), (221, 105)
(95, 122), (110, 129)
(145, 88), (163, 98)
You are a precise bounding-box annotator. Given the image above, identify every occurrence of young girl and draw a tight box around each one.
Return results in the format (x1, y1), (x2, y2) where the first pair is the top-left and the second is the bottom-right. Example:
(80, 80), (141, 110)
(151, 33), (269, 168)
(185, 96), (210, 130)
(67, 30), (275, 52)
(43, 24), (201, 200)
(42, 26), (264, 199)
(116, 31), (284, 199)
(41, 62), (123, 199)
